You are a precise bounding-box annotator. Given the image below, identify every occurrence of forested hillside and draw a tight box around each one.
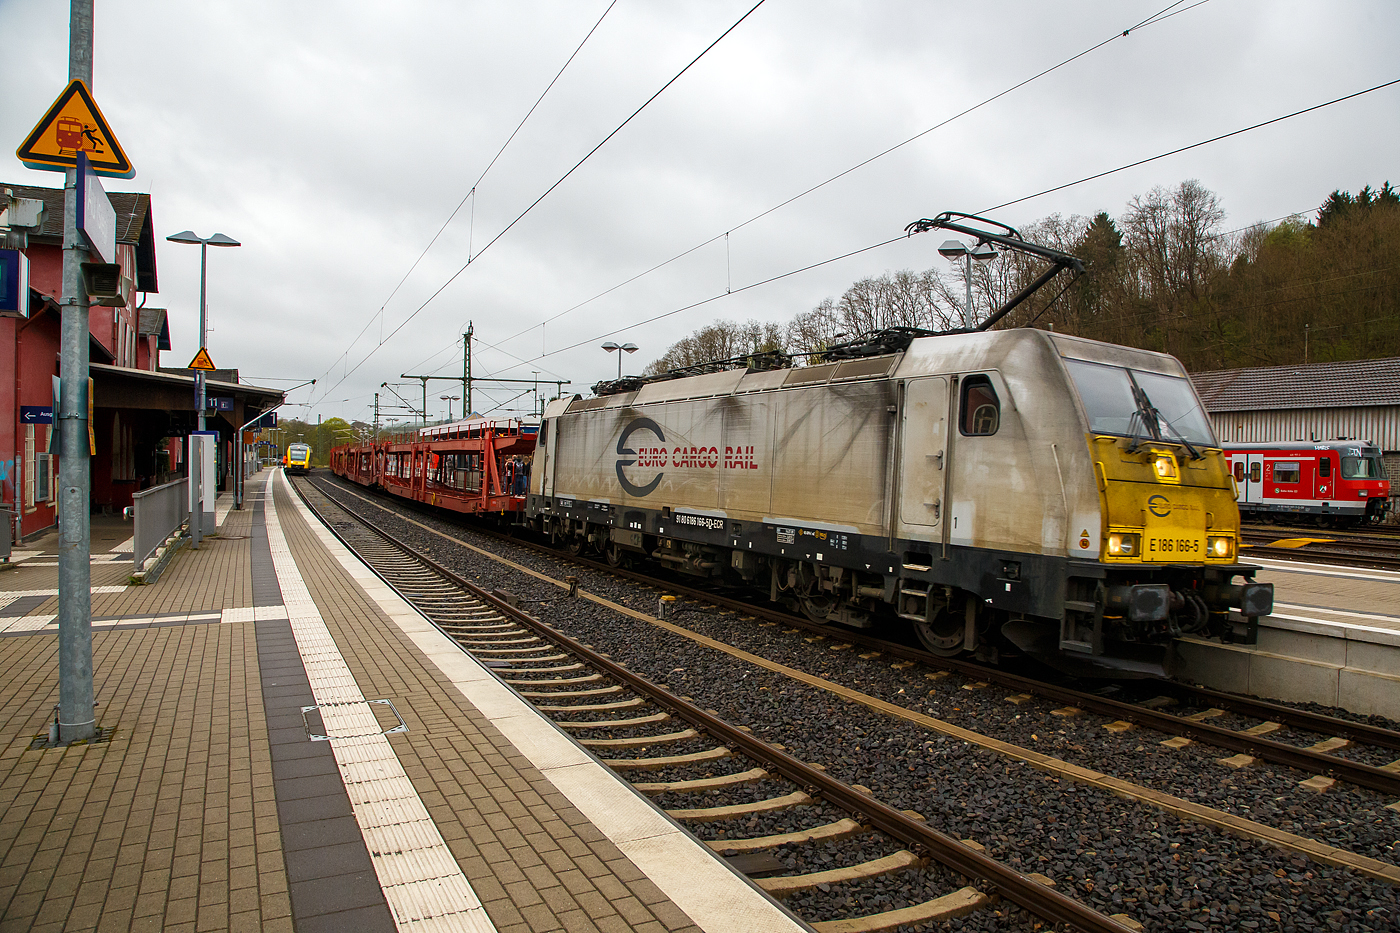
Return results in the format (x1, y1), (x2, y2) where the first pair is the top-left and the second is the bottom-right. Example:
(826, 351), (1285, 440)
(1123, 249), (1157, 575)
(644, 180), (1399, 376)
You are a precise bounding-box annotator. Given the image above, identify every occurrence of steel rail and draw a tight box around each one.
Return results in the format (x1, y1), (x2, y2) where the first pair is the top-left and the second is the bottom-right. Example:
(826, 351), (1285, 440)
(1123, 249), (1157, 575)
(306, 474), (1400, 793)
(1150, 682), (1400, 752)
(1241, 544), (1400, 572)
(291, 476), (1135, 933)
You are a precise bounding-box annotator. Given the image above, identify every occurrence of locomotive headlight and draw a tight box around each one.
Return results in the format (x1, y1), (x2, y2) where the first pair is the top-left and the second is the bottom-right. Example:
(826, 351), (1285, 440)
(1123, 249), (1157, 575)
(1154, 455), (1178, 479)
(1207, 535), (1234, 560)
(1107, 532), (1140, 556)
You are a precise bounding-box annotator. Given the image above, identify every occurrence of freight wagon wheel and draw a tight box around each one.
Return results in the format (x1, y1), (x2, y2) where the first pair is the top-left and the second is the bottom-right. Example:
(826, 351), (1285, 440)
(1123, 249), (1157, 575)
(914, 608), (965, 657)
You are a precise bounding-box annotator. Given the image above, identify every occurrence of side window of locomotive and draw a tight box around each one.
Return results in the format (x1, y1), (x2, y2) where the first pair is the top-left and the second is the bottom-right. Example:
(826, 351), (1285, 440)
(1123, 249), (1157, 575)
(1249, 463), (1261, 483)
(959, 376), (1000, 436)
(1318, 457), (1331, 478)
(1273, 462), (1301, 484)
(1233, 461), (1244, 483)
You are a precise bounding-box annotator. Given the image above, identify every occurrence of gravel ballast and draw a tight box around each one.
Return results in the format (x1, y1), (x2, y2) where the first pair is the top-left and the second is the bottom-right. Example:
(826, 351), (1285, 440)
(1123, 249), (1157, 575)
(307, 474), (1400, 933)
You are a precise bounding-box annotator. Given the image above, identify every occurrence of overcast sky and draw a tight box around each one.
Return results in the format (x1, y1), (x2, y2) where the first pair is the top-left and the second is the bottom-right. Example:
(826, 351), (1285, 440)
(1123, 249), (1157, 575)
(4, 1), (1396, 425)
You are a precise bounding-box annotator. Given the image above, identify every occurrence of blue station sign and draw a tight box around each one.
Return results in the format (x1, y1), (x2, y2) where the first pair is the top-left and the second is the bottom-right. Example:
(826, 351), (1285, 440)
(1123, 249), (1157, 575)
(20, 405), (53, 425)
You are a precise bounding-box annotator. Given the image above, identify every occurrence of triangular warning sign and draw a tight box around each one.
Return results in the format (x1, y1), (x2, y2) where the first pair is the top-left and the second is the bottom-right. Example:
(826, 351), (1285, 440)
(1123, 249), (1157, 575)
(16, 80), (134, 179)
(188, 347), (216, 371)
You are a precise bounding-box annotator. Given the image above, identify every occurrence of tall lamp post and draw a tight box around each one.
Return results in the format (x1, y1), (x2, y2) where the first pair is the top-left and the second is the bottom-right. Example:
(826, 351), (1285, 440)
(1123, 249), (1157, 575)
(937, 239), (997, 328)
(441, 395), (460, 421)
(166, 231), (240, 429)
(602, 341), (638, 378)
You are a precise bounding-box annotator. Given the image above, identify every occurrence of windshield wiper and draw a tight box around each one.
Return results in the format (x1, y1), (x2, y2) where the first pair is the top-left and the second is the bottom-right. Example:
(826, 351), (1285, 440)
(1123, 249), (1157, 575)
(1128, 375), (1201, 460)
(1125, 379), (1162, 452)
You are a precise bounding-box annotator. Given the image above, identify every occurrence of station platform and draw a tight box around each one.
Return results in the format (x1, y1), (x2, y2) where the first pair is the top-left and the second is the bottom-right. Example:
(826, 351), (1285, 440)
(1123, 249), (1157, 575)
(0, 470), (805, 933)
(1176, 556), (1400, 719)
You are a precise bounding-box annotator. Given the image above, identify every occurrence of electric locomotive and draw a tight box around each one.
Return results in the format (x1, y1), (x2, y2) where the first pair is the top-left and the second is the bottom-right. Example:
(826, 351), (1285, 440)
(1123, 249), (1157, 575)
(526, 214), (1272, 675)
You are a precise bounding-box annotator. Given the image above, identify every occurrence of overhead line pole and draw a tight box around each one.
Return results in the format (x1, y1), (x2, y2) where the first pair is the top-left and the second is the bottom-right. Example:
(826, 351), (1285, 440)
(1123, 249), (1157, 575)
(57, 0), (96, 744)
(404, 372), (572, 419)
(463, 322), (472, 417)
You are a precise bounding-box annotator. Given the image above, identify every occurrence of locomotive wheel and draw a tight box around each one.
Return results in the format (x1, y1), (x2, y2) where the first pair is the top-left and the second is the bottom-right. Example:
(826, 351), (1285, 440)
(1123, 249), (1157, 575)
(606, 543), (631, 568)
(914, 608), (966, 657)
(797, 593), (836, 624)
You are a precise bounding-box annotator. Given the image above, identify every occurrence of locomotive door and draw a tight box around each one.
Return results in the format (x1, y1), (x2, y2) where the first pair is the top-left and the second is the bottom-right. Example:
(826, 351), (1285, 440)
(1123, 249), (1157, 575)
(539, 418), (559, 497)
(1241, 453), (1264, 504)
(897, 377), (949, 534)
(1313, 452), (1332, 500)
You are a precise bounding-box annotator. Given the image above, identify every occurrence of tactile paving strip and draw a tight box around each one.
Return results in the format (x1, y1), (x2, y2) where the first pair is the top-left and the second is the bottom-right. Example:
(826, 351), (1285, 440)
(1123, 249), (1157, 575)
(265, 476), (496, 933)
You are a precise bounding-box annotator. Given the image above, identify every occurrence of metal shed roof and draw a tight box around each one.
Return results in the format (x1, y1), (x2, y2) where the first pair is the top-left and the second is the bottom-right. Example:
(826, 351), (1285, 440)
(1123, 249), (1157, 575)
(1191, 357), (1400, 413)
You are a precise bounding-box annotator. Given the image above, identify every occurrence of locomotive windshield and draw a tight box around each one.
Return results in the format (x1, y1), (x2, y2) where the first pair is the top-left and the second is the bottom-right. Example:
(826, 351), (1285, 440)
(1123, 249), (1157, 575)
(1341, 454), (1384, 479)
(1063, 359), (1217, 449)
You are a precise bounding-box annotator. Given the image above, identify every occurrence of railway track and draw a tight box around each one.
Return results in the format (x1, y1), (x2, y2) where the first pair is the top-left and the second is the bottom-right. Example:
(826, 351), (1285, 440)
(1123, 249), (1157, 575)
(290, 474), (1140, 933)
(1241, 521), (1400, 570)
(307, 472), (1400, 798)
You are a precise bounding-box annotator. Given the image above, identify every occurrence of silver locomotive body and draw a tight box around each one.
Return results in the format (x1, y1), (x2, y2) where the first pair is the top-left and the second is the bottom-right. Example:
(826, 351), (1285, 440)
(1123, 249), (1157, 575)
(528, 329), (1270, 674)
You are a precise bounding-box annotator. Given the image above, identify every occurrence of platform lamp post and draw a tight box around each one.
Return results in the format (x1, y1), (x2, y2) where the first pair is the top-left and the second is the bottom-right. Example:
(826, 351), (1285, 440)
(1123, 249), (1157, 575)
(602, 341), (638, 379)
(441, 395), (459, 422)
(165, 231), (240, 429)
(937, 239), (997, 329)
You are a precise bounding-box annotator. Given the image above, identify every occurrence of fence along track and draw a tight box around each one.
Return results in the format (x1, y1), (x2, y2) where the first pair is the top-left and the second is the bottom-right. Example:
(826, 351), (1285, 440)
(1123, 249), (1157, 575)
(292, 476), (1137, 933)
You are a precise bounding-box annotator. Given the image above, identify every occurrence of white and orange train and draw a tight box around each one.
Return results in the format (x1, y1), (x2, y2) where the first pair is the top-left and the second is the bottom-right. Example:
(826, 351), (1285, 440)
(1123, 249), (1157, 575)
(1225, 440), (1391, 526)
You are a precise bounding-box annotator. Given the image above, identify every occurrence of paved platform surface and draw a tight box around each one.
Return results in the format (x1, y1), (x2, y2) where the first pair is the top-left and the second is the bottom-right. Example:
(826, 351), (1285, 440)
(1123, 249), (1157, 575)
(1251, 556), (1400, 639)
(0, 470), (804, 933)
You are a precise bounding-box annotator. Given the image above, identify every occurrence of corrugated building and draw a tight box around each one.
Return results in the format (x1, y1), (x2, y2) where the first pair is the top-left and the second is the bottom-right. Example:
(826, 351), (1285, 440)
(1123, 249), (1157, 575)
(1191, 357), (1400, 487)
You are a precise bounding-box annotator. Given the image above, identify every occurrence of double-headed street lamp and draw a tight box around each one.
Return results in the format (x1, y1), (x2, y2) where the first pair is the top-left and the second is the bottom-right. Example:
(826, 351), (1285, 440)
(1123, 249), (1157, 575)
(441, 395), (460, 421)
(602, 341), (638, 379)
(166, 231), (240, 429)
(937, 239), (997, 329)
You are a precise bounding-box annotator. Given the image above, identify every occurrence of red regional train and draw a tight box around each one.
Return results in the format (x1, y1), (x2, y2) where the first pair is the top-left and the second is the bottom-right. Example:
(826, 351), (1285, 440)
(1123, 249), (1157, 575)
(329, 417), (537, 517)
(1225, 440), (1391, 526)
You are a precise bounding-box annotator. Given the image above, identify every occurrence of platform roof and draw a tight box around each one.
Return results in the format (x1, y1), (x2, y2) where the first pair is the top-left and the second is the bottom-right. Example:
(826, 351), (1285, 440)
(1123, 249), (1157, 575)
(1191, 357), (1400, 413)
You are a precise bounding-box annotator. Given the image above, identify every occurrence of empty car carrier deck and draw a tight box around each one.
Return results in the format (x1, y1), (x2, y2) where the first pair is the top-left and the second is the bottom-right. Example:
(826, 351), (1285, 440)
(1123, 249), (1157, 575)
(0, 469), (806, 933)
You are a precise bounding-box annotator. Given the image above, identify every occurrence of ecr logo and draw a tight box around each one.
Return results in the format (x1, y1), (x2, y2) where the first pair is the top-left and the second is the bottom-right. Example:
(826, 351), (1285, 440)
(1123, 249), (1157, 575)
(616, 418), (666, 497)
(1147, 494), (1172, 518)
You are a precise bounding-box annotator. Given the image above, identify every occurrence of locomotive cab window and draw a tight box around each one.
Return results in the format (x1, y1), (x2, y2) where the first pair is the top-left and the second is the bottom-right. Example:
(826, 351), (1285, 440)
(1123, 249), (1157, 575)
(959, 376), (1000, 436)
(1342, 455), (1382, 479)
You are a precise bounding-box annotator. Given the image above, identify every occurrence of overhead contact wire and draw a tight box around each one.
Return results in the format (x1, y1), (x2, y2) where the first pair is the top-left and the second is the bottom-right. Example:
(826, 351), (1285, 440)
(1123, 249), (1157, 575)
(314, 0), (769, 403)
(308, 0), (618, 404)
(982, 77), (1400, 212)
(495, 0), (1203, 348)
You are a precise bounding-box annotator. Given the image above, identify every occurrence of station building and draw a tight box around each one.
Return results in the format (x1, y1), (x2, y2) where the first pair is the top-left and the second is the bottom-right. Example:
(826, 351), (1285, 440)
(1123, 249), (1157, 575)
(1, 182), (282, 543)
(1191, 356), (1400, 492)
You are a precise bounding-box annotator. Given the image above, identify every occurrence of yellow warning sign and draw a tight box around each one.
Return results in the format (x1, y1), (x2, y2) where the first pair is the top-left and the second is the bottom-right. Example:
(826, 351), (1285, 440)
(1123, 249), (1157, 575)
(188, 347), (216, 371)
(16, 80), (135, 179)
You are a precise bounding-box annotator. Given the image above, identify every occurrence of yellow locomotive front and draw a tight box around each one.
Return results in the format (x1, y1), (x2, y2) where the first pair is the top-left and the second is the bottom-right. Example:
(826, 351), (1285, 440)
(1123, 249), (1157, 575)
(1053, 353), (1272, 664)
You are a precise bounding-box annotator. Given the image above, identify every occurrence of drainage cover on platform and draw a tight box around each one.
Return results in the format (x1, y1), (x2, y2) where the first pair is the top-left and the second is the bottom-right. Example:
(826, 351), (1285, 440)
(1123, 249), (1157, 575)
(301, 698), (408, 741)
